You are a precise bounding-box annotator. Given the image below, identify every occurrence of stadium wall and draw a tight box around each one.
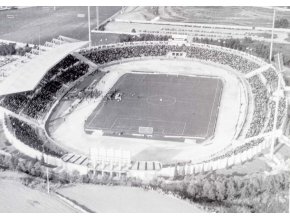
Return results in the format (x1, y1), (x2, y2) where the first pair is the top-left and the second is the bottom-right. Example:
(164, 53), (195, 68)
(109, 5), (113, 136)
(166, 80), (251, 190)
(158, 137), (270, 177)
(2, 118), (88, 175)
(2, 40), (287, 178)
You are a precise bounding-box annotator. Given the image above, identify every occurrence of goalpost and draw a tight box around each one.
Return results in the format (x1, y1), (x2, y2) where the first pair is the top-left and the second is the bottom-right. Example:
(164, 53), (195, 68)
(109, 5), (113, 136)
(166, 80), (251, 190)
(138, 126), (153, 135)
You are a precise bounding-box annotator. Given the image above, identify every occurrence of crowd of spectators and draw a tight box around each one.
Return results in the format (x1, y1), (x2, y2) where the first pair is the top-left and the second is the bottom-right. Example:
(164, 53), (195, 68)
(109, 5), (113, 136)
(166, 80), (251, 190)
(23, 80), (63, 119)
(23, 62), (89, 119)
(6, 116), (66, 158)
(0, 92), (31, 113)
(0, 54), (89, 120)
(83, 43), (260, 74)
(264, 100), (276, 133)
(204, 138), (264, 163)
(262, 68), (279, 91)
(39, 54), (79, 85)
(277, 97), (286, 129)
(246, 75), (269, 138)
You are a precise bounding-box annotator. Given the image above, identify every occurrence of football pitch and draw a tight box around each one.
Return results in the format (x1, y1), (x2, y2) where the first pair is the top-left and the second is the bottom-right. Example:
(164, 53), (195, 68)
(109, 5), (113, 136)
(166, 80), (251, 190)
(85, 73), (223, 140)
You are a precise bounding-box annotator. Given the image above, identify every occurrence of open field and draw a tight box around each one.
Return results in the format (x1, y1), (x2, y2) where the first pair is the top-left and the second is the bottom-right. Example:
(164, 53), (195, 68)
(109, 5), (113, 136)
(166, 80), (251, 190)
(120, 6), (290, 28)
(0, 171), (76, 213)
(85, 73), (222, 140)
(0, 6), (121, 44)
(58, 184), (204, 212)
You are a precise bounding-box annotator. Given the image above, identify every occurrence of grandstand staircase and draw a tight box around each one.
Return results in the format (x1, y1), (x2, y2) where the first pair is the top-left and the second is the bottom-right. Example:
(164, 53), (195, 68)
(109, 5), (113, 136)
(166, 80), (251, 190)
(278, 134), (290, 148)
(258, 138), (289, 170)
(72, 53), (98, 68)
(245, 64), (272, 79)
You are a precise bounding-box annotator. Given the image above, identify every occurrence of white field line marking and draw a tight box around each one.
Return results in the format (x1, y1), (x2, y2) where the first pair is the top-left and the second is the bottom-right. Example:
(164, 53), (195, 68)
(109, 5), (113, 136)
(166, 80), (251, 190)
(181, 122), (187, 135)
(109, 117), (185, 134)
(206, 79), (220, 137)
(87, 103), (105, 128)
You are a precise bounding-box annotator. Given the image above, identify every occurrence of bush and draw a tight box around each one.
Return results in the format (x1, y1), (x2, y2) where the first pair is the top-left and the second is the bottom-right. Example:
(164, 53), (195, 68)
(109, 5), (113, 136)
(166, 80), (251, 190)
(275, 18), (289, 28)
(0, 43), (16, 56)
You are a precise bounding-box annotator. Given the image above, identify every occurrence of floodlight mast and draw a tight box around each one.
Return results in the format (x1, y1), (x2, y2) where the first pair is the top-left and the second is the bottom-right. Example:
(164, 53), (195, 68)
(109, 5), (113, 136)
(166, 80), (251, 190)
(96, 6), (99, 30)
(269, 8), (276, 62)
(88, 6), (91, 48)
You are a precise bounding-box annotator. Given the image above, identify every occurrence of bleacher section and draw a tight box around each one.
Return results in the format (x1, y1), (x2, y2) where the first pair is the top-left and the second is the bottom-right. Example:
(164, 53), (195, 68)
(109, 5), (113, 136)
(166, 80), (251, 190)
(5, 116), (67, 158)
(0, 40), (287, 176)
(0, 55), (90, 120)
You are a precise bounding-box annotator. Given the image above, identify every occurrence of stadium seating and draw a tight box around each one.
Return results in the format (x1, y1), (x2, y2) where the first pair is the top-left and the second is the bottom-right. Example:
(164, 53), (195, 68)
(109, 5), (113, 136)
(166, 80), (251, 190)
(264, 100), (276, 133)
(0, 92), (31, 113)
(277, 97), (286, 129)
(203, 138), (264, 163)
(0, 55), (89, 120)
(246, 75), (269, 138)
(6, 116), (66, 157)
(1, 41), (286, 168)
(262, 68), (278, 91)
(82, 43), (260, 74)
(83, 44), (260, 73)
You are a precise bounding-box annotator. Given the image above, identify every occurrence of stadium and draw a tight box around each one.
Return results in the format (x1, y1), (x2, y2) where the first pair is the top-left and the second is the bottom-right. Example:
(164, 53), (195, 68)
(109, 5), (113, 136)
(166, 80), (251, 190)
(0, 32), (288, 179)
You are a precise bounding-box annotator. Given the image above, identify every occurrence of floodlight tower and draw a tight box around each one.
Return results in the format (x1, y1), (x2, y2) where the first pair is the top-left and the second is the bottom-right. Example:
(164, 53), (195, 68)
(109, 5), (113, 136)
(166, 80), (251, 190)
(96, 6), (99, 30)
(270, 74), (282, 159)
(269, 8), (276, 62)
(46, 167), (50, 194)
(88, 6), (91, 48)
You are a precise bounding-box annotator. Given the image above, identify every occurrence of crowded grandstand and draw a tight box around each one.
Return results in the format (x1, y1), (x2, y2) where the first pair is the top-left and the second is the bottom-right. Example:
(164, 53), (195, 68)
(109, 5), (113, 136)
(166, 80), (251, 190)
(0, 35), (288, 179)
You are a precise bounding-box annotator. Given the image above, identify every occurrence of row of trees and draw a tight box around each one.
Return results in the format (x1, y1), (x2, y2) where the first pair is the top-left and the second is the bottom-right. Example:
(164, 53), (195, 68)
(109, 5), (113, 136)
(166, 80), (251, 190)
(0, 154), (137, 187)
(0, 43), (32, 56)
(147, 172), (289, 212)
(192, 36), (290, 66)
(119, 33), (172, 43)
(1, 153), (288, 212)
(115, 33), (289, 67)
(275, 18), (289, 28)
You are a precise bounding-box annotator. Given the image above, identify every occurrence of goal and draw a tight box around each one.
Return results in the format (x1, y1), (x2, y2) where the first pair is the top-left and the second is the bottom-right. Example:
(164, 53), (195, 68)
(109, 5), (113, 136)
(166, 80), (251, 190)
(138, 126), (153, 135)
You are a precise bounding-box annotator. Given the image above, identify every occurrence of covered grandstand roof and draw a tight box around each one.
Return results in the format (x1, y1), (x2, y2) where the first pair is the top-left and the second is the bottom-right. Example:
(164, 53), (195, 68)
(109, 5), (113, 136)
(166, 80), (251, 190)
(0, 40), (88, 96)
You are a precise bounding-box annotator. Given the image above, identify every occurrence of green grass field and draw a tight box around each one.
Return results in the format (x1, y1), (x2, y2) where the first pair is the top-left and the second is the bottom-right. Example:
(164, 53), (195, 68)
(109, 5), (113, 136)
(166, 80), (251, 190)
(0, 6), (121, 44)
(163, 7), (290, 27)
(0, 171), (76, 212)
(85, 73), (222, 140)
(58, 184), (203, 212)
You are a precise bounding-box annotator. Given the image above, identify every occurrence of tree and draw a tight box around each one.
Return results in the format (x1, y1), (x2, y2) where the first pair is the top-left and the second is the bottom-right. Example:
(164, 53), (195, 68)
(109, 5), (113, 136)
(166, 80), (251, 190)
(16, 160), (27, 172)
(33, 162), (42, 177)
(275, 18), (289, 28)
(249, 177), (262, 197)
(240, 181), (251, 199)
(82, 174), (90, 183)
(173, 164), (178, 179)
(187, 180), (199, 199)
(215, 180), (227, 201)
(202, 180), (217, 200)
(263, 175), (277, 195)
(59, 171), (70, 184)
(71, 170), (82, 183)
(226, 178), (238, 200)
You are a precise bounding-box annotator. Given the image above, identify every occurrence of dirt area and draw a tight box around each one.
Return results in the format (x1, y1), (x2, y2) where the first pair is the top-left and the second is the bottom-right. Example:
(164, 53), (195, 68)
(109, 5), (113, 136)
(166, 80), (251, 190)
(0, 6), (121, 44)
(58, 184), (204, 212)
(0, 171), (76, 212)
(119, 6), (290, 28)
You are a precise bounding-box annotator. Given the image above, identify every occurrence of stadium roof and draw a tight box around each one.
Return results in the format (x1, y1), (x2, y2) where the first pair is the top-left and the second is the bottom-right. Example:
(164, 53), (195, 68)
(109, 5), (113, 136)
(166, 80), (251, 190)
(0, 41), (88, 96)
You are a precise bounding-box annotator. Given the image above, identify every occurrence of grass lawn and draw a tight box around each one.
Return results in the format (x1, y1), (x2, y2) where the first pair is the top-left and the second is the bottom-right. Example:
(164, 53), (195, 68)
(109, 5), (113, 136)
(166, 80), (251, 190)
(85, 73), (223, 140)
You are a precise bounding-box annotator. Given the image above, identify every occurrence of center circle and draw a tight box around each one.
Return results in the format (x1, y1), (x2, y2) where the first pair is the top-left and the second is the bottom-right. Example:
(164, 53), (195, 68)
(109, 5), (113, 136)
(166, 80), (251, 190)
(147, 95), (176, 106)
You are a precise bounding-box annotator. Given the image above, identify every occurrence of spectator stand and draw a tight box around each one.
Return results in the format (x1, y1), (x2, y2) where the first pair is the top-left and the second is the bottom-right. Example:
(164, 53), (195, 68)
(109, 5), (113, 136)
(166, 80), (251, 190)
(1, 40), (288, 177)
